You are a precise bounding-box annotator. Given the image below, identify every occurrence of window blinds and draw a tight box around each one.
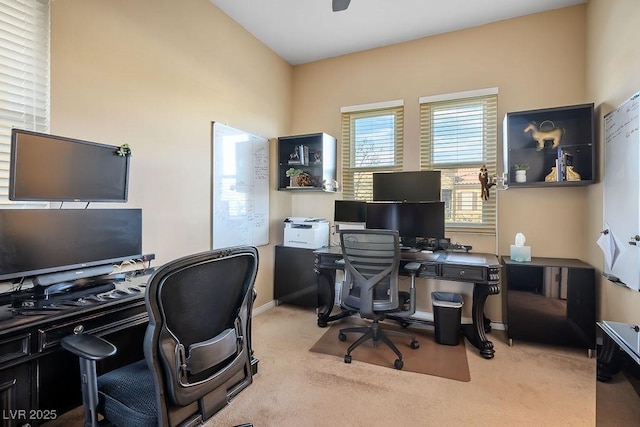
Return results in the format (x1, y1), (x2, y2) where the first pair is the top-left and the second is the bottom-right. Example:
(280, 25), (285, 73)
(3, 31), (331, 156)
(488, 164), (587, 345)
(420, 93), (497, 234)
(0, 0), (50, 203)
(341, 106), (404, 201)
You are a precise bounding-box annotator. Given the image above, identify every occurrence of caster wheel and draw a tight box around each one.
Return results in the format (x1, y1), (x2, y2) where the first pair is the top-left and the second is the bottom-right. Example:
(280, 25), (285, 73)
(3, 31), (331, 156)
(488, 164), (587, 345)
(410, 340), (420, 349)
(338, 332), (347, 342)
(394, 359), (403, 370)
(344, 354), (352, 364)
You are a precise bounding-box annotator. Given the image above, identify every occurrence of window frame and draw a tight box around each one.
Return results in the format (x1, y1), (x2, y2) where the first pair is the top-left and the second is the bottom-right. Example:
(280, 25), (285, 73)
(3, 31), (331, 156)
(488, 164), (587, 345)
(340, 100), (404, 201)
(419, 88), (498, 235)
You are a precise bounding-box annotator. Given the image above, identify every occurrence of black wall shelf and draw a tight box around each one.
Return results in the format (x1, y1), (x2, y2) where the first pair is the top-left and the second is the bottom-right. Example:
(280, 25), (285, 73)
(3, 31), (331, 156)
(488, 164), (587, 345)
(277, 132), (337, 192)
(503, 103), (595, 188)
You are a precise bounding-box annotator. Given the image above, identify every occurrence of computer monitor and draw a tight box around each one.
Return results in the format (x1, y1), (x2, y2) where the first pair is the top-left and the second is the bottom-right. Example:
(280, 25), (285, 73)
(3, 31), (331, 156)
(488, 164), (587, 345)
(365, 202), (445, 246)
(373, 171), (441, 202)
(334, 200), (367, 223)
(9, 129), (130, 202)
(0, 209), (143, 283)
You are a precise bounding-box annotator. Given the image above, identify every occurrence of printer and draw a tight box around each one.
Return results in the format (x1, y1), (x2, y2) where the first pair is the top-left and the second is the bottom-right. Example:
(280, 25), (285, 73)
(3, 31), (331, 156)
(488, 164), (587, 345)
(283, 217), (329, 249)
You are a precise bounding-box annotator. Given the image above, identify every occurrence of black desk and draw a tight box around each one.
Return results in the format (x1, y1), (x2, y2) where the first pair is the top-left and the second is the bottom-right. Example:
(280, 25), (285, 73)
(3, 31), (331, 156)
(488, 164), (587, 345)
(313, 247), (501, 359)
(0, 271), (152, 425)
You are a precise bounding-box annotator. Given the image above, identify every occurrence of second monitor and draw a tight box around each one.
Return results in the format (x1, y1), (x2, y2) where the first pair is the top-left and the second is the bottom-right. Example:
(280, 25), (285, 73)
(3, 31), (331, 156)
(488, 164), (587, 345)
(365, 201), (445, 247)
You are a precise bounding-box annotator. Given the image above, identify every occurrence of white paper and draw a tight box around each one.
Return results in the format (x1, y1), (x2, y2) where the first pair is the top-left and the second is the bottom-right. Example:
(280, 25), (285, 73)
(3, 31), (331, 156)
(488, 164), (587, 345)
(597, 223), (619, 270)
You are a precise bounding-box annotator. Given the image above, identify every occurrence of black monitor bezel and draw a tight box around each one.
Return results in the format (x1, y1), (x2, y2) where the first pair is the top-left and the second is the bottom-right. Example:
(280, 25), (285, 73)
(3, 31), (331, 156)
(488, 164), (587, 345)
(365, 201), (445, 241)
(0, 209), (143, 282)
(372, 171), (441, 202)
(9, 129), (131, 202)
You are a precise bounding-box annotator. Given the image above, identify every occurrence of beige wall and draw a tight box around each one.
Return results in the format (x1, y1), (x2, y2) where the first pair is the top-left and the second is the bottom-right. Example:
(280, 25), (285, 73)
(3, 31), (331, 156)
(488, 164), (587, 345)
(50, 0), (293, 308)
(585, 0), (640, 324)
(289, 6), (588, 319)
(50, 0), (640, 324)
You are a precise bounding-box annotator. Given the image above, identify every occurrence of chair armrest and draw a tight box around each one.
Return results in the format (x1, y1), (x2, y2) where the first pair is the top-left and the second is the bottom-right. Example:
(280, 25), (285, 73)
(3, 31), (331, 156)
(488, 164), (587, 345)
(61, 334), (117, 361)
(404, 262), (421, 274)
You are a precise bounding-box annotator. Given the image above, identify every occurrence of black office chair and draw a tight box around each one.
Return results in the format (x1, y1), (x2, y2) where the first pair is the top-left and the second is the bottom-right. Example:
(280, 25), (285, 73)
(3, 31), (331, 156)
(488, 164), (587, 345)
(61, 246), (259, 427)
(338, 229), (421, 370)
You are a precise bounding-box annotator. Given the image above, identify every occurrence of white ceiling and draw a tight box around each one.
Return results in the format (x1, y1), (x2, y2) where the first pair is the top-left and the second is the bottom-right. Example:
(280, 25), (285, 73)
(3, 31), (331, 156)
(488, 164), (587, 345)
(209, 0), (586, 65)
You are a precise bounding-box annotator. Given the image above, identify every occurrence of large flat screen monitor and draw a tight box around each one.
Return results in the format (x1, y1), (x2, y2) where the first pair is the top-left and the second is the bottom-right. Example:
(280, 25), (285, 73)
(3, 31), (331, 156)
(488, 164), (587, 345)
(9, 129), (130, 202)
(365, 202), (445, 242)
(0, 209), (142, 282)
(373, 171), (441, 202)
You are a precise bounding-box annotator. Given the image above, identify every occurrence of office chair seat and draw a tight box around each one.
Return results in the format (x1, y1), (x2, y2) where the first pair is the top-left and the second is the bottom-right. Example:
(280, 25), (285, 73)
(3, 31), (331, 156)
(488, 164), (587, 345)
(98, 360), (156, 427)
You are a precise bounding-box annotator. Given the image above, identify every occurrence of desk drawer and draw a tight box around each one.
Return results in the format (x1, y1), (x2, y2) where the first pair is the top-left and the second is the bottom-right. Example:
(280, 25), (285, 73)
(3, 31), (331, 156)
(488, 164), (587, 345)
(417, 262), (438, 277)
(38, 304), (147, 351)
(0, 334), (30, 364)
(441, 264), (486, 282)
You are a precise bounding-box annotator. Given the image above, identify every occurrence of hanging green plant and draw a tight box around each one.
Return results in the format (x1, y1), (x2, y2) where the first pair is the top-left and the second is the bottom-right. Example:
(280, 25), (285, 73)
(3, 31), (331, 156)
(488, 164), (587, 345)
(116, 144), (132, 157)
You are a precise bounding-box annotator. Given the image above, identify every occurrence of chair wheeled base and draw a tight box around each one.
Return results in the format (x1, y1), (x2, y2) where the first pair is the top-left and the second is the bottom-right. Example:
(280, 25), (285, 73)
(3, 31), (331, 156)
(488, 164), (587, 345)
(338, 319), (419, 370)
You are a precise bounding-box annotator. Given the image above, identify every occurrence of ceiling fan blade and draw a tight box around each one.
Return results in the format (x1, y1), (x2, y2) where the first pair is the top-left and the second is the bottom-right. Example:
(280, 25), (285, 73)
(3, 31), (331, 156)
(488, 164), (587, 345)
(332, 0), (351, 12)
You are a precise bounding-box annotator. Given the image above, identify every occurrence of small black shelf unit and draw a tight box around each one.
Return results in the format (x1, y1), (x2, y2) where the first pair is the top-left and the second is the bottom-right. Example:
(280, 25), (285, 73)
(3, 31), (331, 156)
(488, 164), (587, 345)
(277, 132), (337, 192)
(503, 103), (595, 188)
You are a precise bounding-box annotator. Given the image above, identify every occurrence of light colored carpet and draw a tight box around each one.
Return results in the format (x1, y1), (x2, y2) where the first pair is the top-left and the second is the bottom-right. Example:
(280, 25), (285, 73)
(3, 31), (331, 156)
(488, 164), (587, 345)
(49, 304), (596, 426)
(309, 317), (470, 381)
(211, 304), (595, 427)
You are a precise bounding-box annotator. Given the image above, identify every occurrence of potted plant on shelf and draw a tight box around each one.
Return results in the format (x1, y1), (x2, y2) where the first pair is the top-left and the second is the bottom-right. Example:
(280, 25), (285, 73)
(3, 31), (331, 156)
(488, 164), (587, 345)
(512, 164), (529, 183)
(286, 167), (303, 187)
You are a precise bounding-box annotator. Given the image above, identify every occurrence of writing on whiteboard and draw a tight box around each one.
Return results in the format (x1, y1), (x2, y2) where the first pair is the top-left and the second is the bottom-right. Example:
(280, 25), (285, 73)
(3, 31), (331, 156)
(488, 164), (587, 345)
(212, 123), (269, 249)
(605, 93), (639, 144)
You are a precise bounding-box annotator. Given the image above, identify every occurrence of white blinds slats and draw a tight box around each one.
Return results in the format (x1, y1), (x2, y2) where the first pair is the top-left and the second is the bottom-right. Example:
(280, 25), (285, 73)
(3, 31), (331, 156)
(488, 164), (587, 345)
(0, 0), (50, 204)
(341, 106), (403, 201)
(421, 95), (497, 234)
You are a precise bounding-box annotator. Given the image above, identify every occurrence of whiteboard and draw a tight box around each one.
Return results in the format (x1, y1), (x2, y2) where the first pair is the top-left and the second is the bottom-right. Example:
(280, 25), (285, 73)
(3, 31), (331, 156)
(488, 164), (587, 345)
(212, 122), (269, 249)
(603, 92), (640, 290)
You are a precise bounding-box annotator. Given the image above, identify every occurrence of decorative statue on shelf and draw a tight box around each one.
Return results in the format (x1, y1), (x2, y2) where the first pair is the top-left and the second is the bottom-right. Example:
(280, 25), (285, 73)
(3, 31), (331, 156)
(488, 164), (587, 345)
(479, 165), (495, 200)
(545, 166), (581, 182)
(524, 120), (564, 151)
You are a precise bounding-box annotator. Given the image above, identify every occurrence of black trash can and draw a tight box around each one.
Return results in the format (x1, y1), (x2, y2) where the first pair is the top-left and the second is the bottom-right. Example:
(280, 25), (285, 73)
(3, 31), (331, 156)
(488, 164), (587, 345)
(431, 292), (464, 346)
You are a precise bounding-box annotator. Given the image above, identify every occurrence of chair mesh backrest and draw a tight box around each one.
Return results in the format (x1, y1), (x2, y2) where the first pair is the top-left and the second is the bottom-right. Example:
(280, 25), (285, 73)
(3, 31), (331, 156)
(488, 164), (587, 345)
(157, 255), (250, 347)
(144, 246), (258, 410)
(340, 229), (400, 317)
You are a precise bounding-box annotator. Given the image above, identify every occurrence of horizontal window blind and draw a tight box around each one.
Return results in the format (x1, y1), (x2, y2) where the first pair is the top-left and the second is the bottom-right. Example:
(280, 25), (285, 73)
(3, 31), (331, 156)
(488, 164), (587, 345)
(341, 106), (403, 201)
(420, 93), (497, 234)
(0, 0), (50, 204)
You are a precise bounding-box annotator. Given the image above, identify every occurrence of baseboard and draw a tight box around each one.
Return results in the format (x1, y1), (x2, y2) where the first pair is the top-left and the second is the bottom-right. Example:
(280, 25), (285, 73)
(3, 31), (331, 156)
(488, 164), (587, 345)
(255, 303), (506, 331)
(253, 300), (277, 316)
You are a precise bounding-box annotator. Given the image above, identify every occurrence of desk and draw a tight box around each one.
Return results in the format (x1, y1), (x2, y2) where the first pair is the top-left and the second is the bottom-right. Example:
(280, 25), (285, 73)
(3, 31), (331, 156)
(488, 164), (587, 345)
(313, 247), (501, 359)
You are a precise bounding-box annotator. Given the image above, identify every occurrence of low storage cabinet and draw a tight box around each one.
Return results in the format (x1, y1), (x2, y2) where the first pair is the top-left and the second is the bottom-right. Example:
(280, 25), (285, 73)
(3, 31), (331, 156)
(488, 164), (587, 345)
(501, 256), (595, 353)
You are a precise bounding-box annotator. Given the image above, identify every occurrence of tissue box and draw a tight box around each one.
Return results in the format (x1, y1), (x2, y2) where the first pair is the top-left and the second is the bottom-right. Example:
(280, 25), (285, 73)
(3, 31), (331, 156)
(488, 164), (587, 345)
(510, 245), (531, 262)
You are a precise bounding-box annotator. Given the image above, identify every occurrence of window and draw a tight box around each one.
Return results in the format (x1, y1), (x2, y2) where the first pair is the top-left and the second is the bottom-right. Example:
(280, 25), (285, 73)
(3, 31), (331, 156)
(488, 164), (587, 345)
(420, 89), (498, 234)
(341, 101), (403, 201)
(0, 0), (50, 204)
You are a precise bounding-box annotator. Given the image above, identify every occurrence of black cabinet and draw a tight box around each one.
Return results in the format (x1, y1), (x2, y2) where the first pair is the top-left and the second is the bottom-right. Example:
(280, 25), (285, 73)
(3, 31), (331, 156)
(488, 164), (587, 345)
(501, 257), (595, 352)
(503, 103), (594, 187)
(277, 132), (337, 192)
(274, 245), (319, 307)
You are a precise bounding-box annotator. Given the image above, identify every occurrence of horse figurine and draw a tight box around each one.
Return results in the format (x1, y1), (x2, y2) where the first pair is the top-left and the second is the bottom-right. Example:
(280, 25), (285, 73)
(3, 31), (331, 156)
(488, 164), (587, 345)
(523, 121), (564, 151)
